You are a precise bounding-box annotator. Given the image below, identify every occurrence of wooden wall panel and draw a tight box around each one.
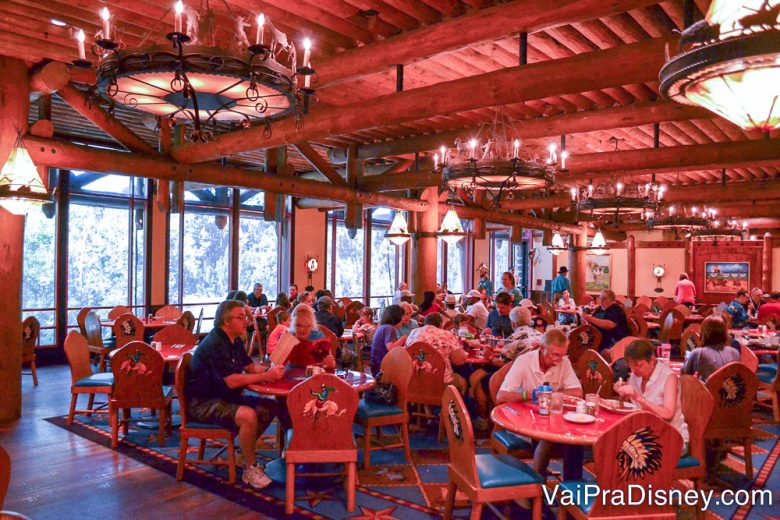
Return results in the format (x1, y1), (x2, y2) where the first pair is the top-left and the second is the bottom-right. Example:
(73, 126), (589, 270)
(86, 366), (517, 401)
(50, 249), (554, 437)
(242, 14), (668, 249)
(691, 241), (763, 304)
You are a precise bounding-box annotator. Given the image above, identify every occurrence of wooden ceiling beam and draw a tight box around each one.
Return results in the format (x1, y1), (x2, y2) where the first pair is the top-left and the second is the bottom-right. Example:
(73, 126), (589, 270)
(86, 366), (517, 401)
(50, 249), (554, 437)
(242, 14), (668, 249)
(26, 136), (429, 212)
(292, 142), (348, 186)
(314, 0), (660, 87)
(56, 83), (158, 155)
(327, 101), (707, 163)
(443, 205), (584, 235)
(172, 37), (673, 163)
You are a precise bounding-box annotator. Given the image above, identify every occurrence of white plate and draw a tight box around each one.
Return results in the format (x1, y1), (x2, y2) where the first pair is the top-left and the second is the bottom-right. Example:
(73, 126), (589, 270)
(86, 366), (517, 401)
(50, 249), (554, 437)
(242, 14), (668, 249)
(563, 412), (596, 424)
(600, 399), (639, 414)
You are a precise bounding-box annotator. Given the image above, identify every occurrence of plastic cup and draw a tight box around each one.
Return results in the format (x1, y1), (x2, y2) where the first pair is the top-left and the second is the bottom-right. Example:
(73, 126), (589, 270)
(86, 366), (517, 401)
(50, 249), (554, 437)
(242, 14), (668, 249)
(550, 392), (564, 414)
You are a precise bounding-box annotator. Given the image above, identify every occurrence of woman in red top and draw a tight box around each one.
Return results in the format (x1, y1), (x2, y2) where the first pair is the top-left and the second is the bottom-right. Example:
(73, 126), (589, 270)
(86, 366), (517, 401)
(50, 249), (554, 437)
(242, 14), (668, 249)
(417, 290), (441, 318)
(674, 272), (697, 308)
(283, 304), (336, 369)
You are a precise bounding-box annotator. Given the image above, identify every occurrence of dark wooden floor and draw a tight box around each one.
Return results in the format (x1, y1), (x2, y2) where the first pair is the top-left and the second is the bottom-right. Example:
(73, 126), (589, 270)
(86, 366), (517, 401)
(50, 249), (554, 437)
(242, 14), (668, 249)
(0, 365), (269, 519)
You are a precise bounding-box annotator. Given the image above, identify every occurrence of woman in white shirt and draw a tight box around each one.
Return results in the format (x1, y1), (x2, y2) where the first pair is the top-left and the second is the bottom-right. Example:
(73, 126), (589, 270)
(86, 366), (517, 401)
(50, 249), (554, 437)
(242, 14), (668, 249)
(556, 289), (578, 325)
(614, 338), (689, 451)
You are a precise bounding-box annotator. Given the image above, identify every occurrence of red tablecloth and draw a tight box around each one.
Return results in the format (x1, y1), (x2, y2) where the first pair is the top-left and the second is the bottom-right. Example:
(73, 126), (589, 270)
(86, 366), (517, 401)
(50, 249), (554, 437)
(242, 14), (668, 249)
(102, 317), (178, 329)
(491, 401), (627, 446)
(247, 369), (375, 396)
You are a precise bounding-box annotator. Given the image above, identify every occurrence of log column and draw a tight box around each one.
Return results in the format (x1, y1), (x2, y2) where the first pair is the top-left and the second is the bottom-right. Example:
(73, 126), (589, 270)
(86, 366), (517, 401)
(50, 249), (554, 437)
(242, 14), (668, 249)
(411, 187), (439, 296)
(763, 233), (773, 293)
(569, 223), (588, 302)
(0, 57), (29, 423)
(627, 234), (636, 298)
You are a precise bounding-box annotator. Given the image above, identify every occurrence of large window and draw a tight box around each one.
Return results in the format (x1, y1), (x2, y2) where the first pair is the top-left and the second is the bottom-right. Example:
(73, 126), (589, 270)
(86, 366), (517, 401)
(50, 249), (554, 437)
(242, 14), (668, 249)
(21, 201), (57, 345)
(238, 190), (280, 300)
(326, 212), (365, 298)
(490, 230), (528, 297)
(369, 209), (403, 308)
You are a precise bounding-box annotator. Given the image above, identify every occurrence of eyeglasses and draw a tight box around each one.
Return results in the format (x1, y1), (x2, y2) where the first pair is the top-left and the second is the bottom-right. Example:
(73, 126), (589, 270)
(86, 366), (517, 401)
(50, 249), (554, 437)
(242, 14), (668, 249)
(226, 314), (246, 322)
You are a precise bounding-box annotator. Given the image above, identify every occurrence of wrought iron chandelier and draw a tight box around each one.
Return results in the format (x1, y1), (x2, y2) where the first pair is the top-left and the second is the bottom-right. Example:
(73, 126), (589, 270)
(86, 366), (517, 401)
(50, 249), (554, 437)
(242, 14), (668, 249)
(646, 204), (709, 238)
(690, 214), (747, 242)
(434, 110), (556, 206)
(660, 0), (780, 132)
(571, 181), (665, 226)
(74, 2), (314, 142)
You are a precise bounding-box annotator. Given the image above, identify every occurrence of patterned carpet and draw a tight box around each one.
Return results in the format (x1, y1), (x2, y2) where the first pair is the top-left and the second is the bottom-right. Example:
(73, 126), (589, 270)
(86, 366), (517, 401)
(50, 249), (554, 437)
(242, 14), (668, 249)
(47, 404), (779, 520)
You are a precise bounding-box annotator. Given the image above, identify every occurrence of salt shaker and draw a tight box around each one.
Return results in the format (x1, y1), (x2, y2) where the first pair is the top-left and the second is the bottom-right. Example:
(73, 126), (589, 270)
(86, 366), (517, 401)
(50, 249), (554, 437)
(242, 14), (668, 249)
(575, 401), (587, 414)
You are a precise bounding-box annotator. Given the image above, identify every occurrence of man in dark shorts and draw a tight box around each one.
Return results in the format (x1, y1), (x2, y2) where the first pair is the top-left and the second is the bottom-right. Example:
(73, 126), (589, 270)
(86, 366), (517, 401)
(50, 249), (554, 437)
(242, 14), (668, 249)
(186, 300), (287, 489)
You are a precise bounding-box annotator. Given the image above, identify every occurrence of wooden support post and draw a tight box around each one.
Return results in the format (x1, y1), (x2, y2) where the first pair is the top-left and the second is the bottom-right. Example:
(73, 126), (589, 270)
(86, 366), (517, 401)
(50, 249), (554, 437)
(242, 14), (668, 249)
(570, 223), (588, 302)
(510, 224), (523, 244)
(55, 170), (70, 355)
(264, 147), (288, 223)
(627, 234), (636, 299)
(0, 57), (28, 423)
(472, 191), (485, 240)
(411, 187), (439, 296)
(763, 233), (773, 293)
(684, 237), (693, 277)
(345, 146), (363, 231)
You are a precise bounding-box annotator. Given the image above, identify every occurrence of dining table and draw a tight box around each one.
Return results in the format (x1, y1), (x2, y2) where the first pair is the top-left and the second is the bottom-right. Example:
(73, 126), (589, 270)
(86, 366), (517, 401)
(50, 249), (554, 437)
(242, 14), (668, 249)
(247, 368), (375, 396)
(102, 316), (179, 329)
(108, 342), (196, 365)
(643, 312), (704, 325)
(491, 401), (628, 446)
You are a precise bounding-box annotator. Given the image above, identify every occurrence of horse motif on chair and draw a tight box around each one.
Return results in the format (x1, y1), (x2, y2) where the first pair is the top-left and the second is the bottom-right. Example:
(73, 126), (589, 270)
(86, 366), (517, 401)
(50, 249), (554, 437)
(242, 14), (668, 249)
(120, 349), (151, 376)
(413, 350), (436, 374)
(616, 427), (663, 481)
(303, 384), (346, 420)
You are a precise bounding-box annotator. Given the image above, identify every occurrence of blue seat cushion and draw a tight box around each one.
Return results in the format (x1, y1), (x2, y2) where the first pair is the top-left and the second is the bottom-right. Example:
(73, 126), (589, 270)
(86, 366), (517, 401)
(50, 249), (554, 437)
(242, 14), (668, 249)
(677, 454), (701, 469)
(492, 430), (533, 451)
(757, 363), (777, 384)
(475, 453), (543, 488)
(75, 373), (114, 387)
(162, 385), (174, 398)
(356, 399), (404, 419)
(558, 480), (596, 514)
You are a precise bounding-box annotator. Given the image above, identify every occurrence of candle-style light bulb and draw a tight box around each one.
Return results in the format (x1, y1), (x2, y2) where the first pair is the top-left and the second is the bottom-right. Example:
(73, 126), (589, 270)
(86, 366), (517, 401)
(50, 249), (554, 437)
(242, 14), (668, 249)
(587, 183), (593, 197)
(174, 1), (184, 33)
(513, 139), (520, 158)
(469, 138), (477, 158)
(561, 150), (569, 170)
(616, 181), (624, 196)
(76, 29), (86, 60)
(433, 153), (439, 169)
(570, 187), (578, 201)
(439, 145), (447, 164)
(548, 143), (557, 163)
(302, 38), (312, 87)
(255, 13), (265, 45)
(101, 7), (111, 40)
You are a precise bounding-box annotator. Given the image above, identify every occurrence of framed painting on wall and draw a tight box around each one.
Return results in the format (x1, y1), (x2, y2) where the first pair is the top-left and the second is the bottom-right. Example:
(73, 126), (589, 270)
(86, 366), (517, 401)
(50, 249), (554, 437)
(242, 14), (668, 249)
(704, 262), (749, 293)
(585, 254), (611, 293)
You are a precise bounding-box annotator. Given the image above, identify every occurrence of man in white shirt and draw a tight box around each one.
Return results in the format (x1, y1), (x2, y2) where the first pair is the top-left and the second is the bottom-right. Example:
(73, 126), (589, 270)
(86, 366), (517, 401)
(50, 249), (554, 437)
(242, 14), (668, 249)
(497, 329), (584, 481)
(393, 282), (409, 305)
(464, 289), (489, 329)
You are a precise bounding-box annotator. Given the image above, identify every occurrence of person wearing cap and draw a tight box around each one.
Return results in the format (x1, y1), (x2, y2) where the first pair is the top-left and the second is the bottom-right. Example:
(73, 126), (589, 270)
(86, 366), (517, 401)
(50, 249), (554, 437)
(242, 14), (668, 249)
(314, 295), (343, 338)
(552, 266), (571, 302)
(443, 293), (459, 318)
(464, 289), (489, 329)
(399, 289), (415, 305)
(496, 271), (523, 307)
(477, 267), (493, 297)
(393, 282), (408, 305)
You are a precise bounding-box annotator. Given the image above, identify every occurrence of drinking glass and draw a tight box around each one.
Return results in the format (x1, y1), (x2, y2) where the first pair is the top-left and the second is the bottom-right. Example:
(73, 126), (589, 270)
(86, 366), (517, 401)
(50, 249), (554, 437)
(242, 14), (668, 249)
(585, 393), (600, 417)
(550, 392), (564, 414)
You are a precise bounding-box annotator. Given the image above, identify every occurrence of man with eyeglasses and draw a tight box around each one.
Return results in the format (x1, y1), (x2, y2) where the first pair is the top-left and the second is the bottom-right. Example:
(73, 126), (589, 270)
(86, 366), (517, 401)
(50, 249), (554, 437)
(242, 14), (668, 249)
(187, 300), (287, 489)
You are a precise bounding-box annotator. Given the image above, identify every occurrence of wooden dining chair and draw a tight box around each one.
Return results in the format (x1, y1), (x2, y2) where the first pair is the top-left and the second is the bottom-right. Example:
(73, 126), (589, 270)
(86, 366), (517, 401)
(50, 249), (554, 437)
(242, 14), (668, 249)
(675, 304), (692, 317)
(632, 313), (649, 338)
(659, 308), (685, 346)
(63, 330), (114, 426)
(113, 312), (145, 350)
(284, 373), (359, 514)
(632, 302), (650, 316)
(703, 362), (758, 478)
(21, 316), (40, 386)
(316, 324), (340, 358)
(108, 305), (131, 319)
(574, 349), (615, 398)
(175, 353), (237, 484)
(636, 296), (652, 310)
(345, 307), (362, 328)
(266, 306), (284, 329)
(488, 361), (534, 457)
(719, 311), (733, 330)
(152, 324), (197, 346)
(740, 346), (758, 373)
(355, 347), (413, 469)
(576, 294), (593, 307)
(654, 295), (670, 310)
(681, 324), (702, 353)
(442, 385), (544, 520)
(676, 375), (714, 519)
(176, 310), (196, 332)
(109, 341), (173, 448)
(0, 445), (10, 509)
(406, 341), (447, 432)
(76, 307), (92, 337)
(85, 310), (112, 372)
(246, 315), (263, 358)
(155, 305), (182, 319)
(567, 324), (602, 366)
(756, 347), (779, 422)
(556, 411), (682, 520)
(607, 336), (637, 363)
(531, 316), (548, 333)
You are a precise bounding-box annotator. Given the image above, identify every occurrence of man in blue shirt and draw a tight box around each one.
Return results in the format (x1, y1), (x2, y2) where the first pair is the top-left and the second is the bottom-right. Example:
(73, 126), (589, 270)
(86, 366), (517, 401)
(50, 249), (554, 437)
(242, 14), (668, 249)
(551, 266), (571, 301)
(484, 292), (514, 337)
(186, 300), (287, 489)
(477, 267), (493, 297)
(727, 289), (751, 329)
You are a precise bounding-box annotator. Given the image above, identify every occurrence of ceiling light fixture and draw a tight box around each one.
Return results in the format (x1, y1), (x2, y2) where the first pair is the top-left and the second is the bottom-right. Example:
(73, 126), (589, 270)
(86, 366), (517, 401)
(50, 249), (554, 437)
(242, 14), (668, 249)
(385, 211), (411, 245)
(660, 0), (780, 132)
(0, 135), (53, 215)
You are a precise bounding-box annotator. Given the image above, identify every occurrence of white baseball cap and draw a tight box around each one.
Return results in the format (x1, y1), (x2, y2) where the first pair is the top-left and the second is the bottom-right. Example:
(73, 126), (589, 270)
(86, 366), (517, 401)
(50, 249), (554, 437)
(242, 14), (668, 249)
(466, 289), (482, 298)
(519, 299), (537, 310)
